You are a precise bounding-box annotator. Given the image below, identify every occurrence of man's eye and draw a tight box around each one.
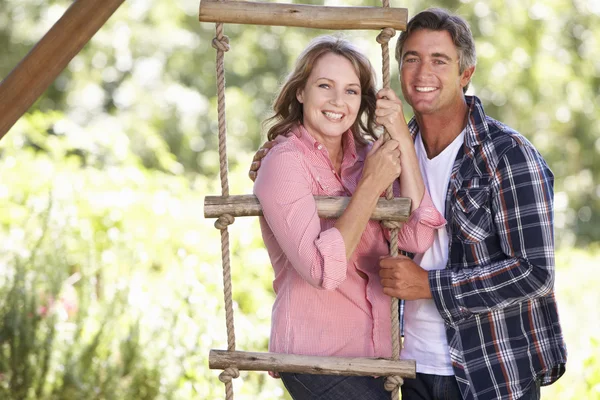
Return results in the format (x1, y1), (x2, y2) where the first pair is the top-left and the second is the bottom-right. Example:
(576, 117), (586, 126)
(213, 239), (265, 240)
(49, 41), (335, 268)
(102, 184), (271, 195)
(405, 58), (418, 63)
(434, 59), (447, 65)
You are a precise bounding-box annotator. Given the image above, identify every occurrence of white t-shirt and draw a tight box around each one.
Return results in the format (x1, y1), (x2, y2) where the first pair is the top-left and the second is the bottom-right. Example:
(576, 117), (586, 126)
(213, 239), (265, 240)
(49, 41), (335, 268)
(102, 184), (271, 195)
(400, 129), (466, 375)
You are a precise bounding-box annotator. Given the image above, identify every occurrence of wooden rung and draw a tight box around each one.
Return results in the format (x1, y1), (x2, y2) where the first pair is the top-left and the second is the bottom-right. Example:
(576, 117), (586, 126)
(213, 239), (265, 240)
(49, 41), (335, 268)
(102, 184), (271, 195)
(209, 350), (416, 378)
(204, 194), (411, 221)
(199, 0), (407, 31)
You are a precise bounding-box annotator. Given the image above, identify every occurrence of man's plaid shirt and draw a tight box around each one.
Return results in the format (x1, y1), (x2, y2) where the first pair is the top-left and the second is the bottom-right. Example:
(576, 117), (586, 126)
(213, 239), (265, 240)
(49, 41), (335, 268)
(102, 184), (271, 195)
(407, 96), (567, 400)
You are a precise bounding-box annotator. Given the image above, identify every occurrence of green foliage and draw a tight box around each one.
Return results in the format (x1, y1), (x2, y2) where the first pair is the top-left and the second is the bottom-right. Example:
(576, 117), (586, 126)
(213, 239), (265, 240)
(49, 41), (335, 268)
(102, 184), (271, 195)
(2, 0), (598, 244)
(0, 0), (599, 399)
(540, 247), (600, 400)
(0, 112), (282, 399)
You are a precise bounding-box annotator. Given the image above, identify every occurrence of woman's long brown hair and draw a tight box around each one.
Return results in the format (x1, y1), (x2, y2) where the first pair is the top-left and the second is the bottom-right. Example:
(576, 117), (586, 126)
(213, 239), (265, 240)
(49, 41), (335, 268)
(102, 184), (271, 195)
(265, 35), (379, 147)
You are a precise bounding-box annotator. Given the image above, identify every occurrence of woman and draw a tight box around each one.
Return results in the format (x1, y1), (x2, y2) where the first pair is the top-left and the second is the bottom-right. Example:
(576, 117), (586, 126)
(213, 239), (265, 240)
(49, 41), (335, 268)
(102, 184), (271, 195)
(253, 35), (445, 399)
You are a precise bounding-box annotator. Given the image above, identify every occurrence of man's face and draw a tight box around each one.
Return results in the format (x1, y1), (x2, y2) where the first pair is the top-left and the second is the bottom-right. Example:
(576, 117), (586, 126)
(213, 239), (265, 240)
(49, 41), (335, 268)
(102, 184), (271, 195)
(399, 29), (474, 116)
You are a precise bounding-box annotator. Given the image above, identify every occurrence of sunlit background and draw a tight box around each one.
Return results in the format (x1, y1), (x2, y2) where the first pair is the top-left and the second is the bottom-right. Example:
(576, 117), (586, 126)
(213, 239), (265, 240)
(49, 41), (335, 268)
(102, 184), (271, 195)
(0, 0), (598, 399)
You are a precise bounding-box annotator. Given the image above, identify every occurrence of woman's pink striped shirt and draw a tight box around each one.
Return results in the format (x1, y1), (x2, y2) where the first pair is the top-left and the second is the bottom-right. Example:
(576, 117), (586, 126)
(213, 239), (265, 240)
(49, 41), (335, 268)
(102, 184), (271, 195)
(254, 124), (445, 360)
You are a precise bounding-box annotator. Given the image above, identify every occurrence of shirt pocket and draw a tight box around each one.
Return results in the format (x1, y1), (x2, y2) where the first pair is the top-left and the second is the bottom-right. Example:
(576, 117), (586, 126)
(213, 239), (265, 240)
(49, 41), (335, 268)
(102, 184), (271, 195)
(452, 186), (493, 244)
(314, 172), (345, 196)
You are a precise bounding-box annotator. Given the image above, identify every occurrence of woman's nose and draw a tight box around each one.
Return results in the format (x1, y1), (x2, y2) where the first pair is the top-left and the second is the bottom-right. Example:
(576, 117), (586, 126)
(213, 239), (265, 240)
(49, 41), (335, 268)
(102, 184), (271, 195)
(329, 90), (343, 105)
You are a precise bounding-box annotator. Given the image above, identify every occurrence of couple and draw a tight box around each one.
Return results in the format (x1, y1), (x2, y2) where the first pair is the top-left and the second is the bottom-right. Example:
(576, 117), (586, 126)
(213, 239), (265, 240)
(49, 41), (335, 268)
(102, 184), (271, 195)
(251, 8), (566, 400)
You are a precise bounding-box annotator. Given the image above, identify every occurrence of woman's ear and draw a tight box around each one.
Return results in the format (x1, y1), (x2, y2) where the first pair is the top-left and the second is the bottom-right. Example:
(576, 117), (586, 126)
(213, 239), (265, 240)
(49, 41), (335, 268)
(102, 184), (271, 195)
(296, 89), (304, 104)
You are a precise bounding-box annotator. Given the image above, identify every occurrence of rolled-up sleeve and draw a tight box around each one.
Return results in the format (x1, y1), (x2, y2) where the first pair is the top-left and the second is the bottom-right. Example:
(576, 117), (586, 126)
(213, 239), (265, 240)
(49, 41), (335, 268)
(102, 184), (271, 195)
(384, 189), (446, 254)
(314, 228), (347, 289)
(254, 145), (348, 289)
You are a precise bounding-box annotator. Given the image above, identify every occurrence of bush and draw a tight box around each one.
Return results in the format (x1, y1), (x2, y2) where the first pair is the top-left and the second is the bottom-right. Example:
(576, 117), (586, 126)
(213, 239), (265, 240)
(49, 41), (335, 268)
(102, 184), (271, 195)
(0, 113), (281, 399)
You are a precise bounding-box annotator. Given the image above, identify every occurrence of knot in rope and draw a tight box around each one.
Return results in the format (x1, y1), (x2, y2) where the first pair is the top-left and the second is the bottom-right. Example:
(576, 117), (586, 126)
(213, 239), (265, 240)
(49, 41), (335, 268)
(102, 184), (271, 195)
(376, 27), (396, 45)
(384, 375), (404, 392)
(219, 367), (240, 383)
(212, 35), (230, 52)
(215, 214), (235, 230)
(382, 220), (403, 230)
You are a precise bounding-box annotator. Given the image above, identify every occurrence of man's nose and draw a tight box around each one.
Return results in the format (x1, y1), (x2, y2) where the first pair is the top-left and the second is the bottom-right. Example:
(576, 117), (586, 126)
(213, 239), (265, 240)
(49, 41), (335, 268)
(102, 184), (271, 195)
(417, 60), (433, 77)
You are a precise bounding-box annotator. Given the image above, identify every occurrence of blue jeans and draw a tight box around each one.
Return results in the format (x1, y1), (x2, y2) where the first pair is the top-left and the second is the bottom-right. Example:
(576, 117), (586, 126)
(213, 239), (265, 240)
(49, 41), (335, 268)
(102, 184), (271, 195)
(401, 373), (541, 400)
(279, 373), (390, 400)
(401, 373), (461, 400)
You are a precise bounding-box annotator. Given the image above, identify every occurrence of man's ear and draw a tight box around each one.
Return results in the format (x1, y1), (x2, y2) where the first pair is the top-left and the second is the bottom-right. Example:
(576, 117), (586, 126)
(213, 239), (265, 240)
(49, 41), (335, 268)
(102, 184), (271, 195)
(460, 65), (476, 89)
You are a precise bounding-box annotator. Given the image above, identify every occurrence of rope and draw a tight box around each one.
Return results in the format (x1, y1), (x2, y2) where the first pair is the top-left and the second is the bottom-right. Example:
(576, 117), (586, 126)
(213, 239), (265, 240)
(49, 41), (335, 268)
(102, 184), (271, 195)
(219, 367), (241, 384)
(213, 10), (239, 399)
(209, 2), (406, 398)
(376, 2), (403, 398)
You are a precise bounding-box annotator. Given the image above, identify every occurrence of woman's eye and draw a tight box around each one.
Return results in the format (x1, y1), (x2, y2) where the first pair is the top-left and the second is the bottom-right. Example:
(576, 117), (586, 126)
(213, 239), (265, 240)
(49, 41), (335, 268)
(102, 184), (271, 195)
(319, 83), (330, 89)
(347, 89), (359, 95)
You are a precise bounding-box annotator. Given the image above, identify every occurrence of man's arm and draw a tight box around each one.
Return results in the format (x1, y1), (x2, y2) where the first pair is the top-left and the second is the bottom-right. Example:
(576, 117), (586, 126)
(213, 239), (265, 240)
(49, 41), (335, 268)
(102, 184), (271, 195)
(430, 144), (555, 324)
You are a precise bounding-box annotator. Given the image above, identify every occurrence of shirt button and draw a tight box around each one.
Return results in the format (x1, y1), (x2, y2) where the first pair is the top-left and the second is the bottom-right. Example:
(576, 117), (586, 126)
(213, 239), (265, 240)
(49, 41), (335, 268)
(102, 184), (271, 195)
(317, 144), (323, 150)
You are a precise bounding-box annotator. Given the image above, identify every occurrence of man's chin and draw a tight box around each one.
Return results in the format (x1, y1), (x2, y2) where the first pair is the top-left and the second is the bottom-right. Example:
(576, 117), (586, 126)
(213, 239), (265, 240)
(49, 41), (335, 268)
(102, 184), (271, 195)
(411, 102), (437, 115)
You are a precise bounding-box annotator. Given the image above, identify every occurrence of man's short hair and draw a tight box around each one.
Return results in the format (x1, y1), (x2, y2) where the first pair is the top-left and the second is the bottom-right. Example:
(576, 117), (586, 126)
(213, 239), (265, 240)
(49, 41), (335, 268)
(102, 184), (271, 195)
(396, 8), (477, 92)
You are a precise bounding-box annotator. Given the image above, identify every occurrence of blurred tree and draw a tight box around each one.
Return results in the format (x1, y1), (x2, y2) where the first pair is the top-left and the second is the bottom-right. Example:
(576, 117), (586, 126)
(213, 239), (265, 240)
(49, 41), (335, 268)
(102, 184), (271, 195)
(0, 1), (598, 241)
(1, 1), (599, 399)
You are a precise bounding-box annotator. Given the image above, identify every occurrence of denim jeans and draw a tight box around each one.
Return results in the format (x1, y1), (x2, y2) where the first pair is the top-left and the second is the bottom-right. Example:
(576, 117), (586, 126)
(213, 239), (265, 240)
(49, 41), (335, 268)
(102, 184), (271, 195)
(401, 373), (541, 400)
(401, 373), (461, 400)
(279, 373), (390, 400)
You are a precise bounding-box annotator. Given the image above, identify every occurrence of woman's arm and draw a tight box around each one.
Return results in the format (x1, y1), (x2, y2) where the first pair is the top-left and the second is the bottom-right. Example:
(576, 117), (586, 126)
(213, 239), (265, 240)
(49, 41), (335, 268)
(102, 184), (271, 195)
(254, 138), (402, 289)
(376, 88), (446, 253)
(376, 87), (425, 212)
(334, 138), (402, 259)
(254, 145), (347, 289)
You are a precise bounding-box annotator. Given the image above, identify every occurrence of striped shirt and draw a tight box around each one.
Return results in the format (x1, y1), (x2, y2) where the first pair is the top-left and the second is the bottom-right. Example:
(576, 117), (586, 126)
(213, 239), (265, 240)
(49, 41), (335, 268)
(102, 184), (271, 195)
(419, 96), (567, 400)
(254, 123), (445, 360)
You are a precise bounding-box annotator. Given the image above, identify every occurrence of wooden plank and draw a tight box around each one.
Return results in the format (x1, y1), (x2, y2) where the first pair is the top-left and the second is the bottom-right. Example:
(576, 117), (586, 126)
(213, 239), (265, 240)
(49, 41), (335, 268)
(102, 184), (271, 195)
(204, 194), (411, 221)
(199, 0), (407, 31)
(209, 350), (416, 378)
(0, 0), (125, 141)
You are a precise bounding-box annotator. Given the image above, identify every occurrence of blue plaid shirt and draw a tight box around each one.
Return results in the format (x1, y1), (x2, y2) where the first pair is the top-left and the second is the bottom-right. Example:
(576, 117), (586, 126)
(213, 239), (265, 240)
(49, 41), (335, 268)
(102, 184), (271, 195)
(407, 96), (567, 400)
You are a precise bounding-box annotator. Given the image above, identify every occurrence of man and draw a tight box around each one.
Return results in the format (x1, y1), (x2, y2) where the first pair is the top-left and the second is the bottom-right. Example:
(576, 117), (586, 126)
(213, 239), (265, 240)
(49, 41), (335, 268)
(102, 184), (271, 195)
(376, 8), (566, 400)
(249, 8), (567, 400)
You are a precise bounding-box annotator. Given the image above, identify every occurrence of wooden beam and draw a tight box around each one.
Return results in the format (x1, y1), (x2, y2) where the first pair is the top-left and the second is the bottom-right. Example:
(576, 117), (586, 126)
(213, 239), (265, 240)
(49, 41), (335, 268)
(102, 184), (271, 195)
(199, 0), (407, 31)
(204, 195), (411, 221)
(0, 0), (125, 141)
(210, 350), (416, 378)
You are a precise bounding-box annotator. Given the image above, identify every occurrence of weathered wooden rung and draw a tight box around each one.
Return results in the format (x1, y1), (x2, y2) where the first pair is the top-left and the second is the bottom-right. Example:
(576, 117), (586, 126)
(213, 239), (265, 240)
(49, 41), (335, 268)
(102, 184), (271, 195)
(199, 0), (407, 31)
(204, 194), (411, 221)
(209, 350), (416, 378)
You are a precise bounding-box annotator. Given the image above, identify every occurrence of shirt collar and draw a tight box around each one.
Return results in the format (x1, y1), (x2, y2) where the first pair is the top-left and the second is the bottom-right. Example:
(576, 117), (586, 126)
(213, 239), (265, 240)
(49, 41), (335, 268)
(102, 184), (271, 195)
(291, 123), (358, 162)
(407, 95), (490, 150)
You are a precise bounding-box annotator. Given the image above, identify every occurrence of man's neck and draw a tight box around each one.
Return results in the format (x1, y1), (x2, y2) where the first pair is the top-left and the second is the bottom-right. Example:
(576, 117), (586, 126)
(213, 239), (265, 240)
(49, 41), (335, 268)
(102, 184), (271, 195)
(416, 101), (469, 159)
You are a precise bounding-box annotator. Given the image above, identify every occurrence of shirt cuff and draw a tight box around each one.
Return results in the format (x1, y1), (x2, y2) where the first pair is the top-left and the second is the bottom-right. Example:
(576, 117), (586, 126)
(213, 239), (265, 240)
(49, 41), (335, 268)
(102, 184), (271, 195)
(429, 269), (472, 325)
(408, 190), (446, 229)
(393, 190), (446, 254)
(314, 227), (347, 290)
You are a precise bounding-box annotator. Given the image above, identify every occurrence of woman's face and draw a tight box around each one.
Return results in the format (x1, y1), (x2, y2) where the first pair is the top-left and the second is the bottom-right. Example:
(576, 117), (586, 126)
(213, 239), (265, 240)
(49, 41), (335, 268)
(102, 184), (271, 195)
(296, 52), (362, 144)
